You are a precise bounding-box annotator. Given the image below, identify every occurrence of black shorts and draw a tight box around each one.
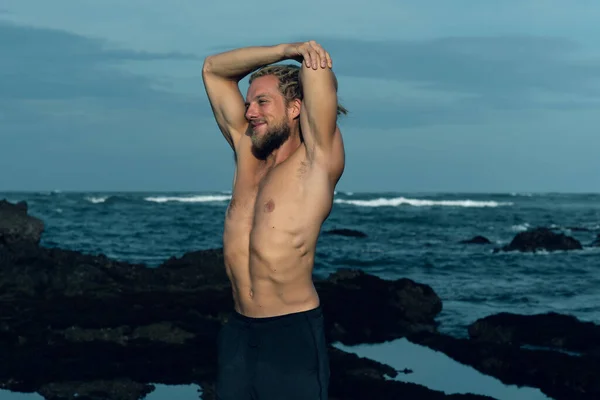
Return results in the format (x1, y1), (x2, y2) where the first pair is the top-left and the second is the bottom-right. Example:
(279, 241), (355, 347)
(216, 306), (330, 400)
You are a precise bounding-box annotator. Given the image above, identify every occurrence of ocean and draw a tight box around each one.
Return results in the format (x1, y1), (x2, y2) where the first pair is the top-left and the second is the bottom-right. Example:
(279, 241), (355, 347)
(2, 190), (599, 400)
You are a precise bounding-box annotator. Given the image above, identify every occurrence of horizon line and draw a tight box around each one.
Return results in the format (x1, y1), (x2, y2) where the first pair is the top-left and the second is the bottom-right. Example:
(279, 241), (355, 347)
(2, 189), (600, 195)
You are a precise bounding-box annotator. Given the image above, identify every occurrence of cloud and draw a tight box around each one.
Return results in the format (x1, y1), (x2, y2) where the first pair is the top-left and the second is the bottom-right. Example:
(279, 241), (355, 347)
(216, 35), (600, 128)
(0, 20), (215, 143)
(0, 21), (198, 102)
(324, 36), (600, 124)
(0, 21), (234, 191)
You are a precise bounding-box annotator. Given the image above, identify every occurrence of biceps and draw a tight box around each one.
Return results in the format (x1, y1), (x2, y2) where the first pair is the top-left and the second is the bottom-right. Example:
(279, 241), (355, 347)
(301, 91), (338, 152)
(203, 75), (248, 147)
(299, 68), (338, 149)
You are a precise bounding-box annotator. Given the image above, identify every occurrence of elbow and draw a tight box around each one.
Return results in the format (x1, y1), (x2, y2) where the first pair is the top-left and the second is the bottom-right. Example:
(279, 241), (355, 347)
(202, 56), (214, 75)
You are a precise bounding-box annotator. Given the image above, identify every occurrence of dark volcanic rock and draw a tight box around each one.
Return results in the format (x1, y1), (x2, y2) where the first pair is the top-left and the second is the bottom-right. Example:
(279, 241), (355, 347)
(324, 228), (367, 238)
(326, 348), (496, 400)
(409, 332), (600, 400)
(0, 201), (449, 399)
(550, 226), (591, 232)
(2, 200), (593, 400)
(494, 227), (583, 253)
(0, 200), (44, 245)
(319, 269), (442, 344)
(460, 236), (491, 245)
(565, 226), (590, 232)
(38, 380), (154, 400)
(469, 312), (600, 356)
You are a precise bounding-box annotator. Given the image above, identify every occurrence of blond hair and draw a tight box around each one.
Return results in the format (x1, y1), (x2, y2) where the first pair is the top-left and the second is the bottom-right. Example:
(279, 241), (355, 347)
(249, 64), (348, 116)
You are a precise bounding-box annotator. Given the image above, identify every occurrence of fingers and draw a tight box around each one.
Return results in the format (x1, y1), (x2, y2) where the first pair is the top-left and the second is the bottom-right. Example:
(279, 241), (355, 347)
(303, 41), (332, 70)
(307, 42), (319, 70)
(309, 40), (327, 69)
(301, 47), (312, 69)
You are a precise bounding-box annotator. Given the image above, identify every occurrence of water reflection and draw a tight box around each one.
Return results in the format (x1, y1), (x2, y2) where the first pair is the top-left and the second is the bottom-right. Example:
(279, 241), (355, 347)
(335, 338), (553, 400)
(0, 384), (203, 400)
(0, 340), (553, 400)
(143, 384), (202, 399)
(0, 391), (43, 400)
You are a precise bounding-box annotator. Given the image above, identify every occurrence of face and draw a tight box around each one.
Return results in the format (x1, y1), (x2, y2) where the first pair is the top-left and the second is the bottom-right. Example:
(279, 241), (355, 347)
(245, 75), (295, 159)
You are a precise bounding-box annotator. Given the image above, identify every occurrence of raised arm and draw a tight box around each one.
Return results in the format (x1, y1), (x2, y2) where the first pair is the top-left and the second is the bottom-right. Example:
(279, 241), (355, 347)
(296, 42), (342, 159)
(202, 45), (288, 150)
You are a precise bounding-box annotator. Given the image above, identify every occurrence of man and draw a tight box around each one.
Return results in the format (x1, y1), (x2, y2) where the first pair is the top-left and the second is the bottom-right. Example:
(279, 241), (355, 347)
(202, 40), (346, 400)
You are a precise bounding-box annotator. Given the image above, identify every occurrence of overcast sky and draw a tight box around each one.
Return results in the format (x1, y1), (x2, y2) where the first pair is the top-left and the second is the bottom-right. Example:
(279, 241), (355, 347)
(1, 1), (599, 193)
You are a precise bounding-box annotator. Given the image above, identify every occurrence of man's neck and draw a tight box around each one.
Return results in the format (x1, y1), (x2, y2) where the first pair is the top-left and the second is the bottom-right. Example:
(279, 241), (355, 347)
(266, 132), (302, 166)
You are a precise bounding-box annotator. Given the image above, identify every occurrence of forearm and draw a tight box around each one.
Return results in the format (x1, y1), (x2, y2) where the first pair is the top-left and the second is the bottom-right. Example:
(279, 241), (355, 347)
(203, 44), (289, 81)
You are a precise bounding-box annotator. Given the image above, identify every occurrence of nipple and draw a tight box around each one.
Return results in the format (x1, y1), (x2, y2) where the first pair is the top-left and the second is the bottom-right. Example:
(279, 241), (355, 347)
(264, 199), (275, 213)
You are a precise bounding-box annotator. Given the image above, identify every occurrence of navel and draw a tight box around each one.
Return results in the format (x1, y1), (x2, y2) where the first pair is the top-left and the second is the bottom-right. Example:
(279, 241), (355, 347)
(264, 199), (275, 213)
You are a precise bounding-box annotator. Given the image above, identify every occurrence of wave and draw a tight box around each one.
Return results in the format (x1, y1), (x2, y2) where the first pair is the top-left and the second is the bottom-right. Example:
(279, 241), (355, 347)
(510, 223), (600, 233)
(334, 197), (513, 208)
(510, 192), (533, 197)
(512, 223), (531, 232)
(85, 196), (108, 204)
(144, 195), (231, 203)
(84, 195), (137, 204)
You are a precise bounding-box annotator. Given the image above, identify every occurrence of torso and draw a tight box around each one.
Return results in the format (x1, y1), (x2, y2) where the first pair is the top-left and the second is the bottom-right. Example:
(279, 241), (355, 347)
(222, 128), (344, 317)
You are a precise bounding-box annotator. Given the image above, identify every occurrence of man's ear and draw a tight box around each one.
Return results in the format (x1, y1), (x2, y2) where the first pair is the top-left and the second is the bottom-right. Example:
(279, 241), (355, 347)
(289, 98), (302, 120)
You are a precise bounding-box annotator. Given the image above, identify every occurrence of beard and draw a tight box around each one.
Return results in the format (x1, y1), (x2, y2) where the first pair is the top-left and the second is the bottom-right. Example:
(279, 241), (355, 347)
(250, 118), (291, 160)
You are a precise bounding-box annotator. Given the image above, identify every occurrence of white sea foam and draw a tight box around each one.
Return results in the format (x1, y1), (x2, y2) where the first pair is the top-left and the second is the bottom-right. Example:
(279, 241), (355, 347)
(334, 197), (512, 208)
(510, 192), (533, 197)
(85, 196), (108, 204)
(512, 223), (531, 232)
(144, 195), (231, 203)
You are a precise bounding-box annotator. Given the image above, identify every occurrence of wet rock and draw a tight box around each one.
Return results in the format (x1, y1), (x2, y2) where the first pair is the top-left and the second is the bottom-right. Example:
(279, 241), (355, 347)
(1, 200), (591, 400)
(38, 380), (154, 400)
(565, 227), (590, 232)
(0, 200), (44, 245)
(550, 226), (591, 232)
(469, 312), (600, 356)
(324, 228), (368, 238)
(327, 347), (496, 400)
(459, 236), (491, 245)
(494, 227), (582, 253)
(319, 269), (442, 344)
(409, 331), (600, 400)
(0, 200), (445, 400)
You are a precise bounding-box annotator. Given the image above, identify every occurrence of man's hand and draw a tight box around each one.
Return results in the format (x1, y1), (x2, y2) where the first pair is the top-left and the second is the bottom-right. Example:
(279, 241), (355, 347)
(284, 41), (332, 70)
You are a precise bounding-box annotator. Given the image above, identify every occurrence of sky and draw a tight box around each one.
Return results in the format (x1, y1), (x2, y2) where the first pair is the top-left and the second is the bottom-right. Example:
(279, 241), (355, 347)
(1, 1), (599, 193)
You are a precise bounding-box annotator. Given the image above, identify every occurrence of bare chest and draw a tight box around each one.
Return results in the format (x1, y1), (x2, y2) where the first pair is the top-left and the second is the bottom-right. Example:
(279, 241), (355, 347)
(226, 155), (309, 231)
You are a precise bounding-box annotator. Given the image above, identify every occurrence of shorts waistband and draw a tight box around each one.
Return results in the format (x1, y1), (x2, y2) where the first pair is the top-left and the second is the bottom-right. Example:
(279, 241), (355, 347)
(231, 306), (323, 326)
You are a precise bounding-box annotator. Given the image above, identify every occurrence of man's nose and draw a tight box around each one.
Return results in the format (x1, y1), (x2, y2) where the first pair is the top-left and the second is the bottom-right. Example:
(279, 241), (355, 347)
(245, 103), (258, 120)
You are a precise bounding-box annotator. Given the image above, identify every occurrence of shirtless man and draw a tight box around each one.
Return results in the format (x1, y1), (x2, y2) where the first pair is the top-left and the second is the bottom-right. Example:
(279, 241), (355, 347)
(202, 40), (346, 400)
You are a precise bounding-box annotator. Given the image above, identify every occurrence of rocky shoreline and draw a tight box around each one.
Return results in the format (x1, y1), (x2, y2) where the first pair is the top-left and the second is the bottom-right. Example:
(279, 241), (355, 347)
(1, 199), (599, 399)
